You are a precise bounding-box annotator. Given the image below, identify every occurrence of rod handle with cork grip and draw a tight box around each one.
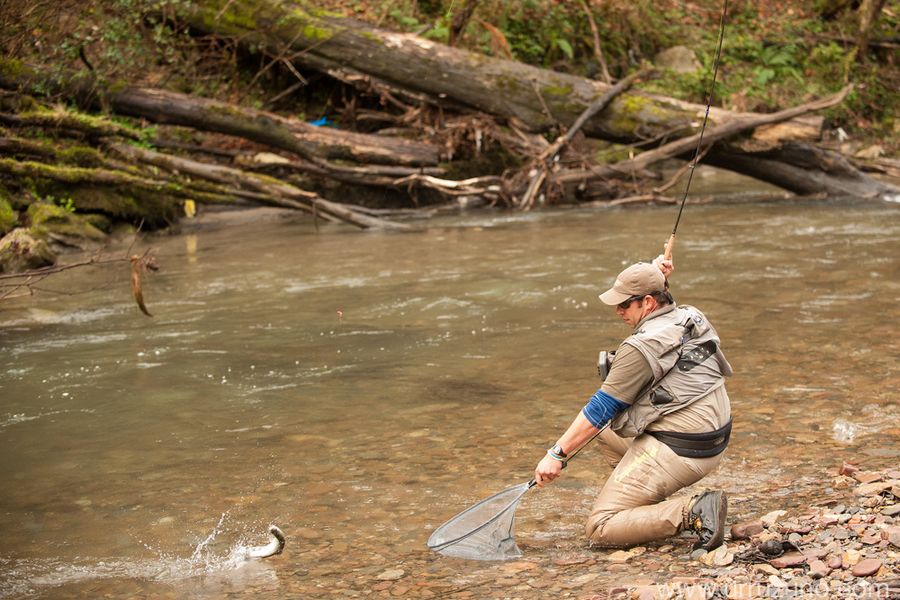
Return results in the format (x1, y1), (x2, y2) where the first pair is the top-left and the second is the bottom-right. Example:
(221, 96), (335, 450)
(664, 233), (676, 262)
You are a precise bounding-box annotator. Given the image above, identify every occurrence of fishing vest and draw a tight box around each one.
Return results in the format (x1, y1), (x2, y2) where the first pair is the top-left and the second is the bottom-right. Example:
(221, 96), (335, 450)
(610, 303), (733, 438)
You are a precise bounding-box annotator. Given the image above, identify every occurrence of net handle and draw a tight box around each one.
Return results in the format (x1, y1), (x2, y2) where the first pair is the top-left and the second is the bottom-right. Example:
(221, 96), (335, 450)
(528, 422), (610, 488)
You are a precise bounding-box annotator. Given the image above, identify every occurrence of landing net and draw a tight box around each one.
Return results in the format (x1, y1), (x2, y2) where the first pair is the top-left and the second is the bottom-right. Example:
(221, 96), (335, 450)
(427, 481), (533, 561)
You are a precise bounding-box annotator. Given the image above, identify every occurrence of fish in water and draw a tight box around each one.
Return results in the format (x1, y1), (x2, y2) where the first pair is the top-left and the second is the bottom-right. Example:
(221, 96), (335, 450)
(245, 525), (286, 559)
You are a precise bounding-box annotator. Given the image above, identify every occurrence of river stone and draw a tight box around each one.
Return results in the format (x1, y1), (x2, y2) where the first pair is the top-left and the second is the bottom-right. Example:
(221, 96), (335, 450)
(855, 481), (893, 496)
(888, 535), (900, 550)
(683, 585), (707, 600)
(653, 46), (702, 73)
(842, 548), (861, 567)
(758, 539), (784, 556)
(500, 560), (537, 573)
(851, 558), (882, 577)
(376, 568), (405, 581)
(854, 471), (884, 484)
(0, 227), (55, 272)
(701, 544), (734, 567)
(760, 510), (787, 526)
(770, 552), (807, 568)
(839, 462), (859, 477)
(860, 533), (881, 544)
(827, 555), (843, 569)
(833, 527), (854, 540)
(808, 559), (830, 579)
(881, 504), (900, 517)
(731, 520), (764, 540)
(752, 563), (780, 576)
(607, 549), (637, 563)
(690, 548), (707, 561)
(725, 583), (761, 599)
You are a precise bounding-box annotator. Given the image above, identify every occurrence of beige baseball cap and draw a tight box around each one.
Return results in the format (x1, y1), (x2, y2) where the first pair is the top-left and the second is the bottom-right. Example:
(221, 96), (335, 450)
(598, 262), (666, 305)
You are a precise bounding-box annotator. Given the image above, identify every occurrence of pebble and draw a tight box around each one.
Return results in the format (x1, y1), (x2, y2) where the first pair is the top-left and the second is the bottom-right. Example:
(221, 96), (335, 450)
(854, 471), (884, 484)
(730, 520), (764, 540)
(683, 585), (707, 600)
(689, 548), (707, 561)
(770, 552), (807, 568)
(751, 563), (780, 576)
(725, 583), (760, 599)
(376, 568), (405, 581)
(760, 510), (787, 526)
(607, 548), (644, 563)
(855, 481), (893, 496)
(700, 544), (733, 567)
(500, 560), (537, 573)
(401, 465), (898, 600)
(832, 527), (853, 540)
(851, 558), (882, 577)
(808, 559), (830, 578)
(757, 540), (783, 556)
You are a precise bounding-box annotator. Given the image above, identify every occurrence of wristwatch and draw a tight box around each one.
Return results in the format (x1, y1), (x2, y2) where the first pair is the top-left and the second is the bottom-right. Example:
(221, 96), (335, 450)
(549, 443), (567, 458)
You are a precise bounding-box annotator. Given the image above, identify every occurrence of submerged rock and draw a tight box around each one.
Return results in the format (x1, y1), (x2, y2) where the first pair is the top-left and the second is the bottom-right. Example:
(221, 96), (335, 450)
(376, 568), (405, 581)
(0, 227), (55, 272)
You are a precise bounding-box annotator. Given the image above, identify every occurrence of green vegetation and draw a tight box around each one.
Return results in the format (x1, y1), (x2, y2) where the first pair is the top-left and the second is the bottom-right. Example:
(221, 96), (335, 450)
(380, 0), (898, 146)
(43, 195), (77, 214)
(0, 195), (16, 235)
(0, 0), (894, 146)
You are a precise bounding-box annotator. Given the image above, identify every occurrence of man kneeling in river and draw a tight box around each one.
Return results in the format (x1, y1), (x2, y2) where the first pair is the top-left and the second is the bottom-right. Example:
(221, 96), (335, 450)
(534, 258), (732, 551)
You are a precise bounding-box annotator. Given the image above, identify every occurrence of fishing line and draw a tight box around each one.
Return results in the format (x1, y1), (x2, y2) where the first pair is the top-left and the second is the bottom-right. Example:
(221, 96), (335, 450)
(665, 0), (728, 260)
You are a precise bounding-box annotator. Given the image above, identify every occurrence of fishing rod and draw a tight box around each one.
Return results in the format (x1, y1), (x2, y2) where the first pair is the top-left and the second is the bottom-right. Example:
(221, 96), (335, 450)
(664, 0), (728, 261)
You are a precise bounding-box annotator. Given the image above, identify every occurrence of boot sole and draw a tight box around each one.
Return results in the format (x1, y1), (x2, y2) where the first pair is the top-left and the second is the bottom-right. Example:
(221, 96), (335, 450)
(704, 491), (728, 550)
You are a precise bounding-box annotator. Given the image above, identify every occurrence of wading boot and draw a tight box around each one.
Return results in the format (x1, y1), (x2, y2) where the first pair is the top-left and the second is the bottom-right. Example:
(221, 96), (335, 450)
(685, 490), (727, 550)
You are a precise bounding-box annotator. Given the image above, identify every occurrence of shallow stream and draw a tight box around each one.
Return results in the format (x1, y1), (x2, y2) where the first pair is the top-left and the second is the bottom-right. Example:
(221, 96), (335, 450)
(1, 194), (898, 598)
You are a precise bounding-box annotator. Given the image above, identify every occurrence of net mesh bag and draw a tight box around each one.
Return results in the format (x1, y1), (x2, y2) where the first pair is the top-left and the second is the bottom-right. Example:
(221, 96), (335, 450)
(427, 481), (532, 561)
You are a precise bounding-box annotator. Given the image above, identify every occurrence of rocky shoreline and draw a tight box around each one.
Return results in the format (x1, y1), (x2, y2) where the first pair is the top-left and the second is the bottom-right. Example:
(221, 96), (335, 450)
(602, 463), (899, 600)
(356, 463), (899, 600)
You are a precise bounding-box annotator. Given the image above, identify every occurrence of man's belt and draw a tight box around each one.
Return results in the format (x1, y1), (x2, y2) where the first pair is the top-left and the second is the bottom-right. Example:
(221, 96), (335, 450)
(648, 419), (732, 458)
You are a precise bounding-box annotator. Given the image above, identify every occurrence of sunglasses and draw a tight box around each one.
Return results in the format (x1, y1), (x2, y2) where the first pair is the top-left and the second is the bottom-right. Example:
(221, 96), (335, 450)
(617, 295), (645, 310)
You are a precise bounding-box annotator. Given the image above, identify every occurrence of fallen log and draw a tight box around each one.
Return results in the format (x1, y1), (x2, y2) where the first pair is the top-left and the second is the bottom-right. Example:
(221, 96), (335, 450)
(108, 87), (438, 167)
(182, 0), (897, 199)
(109, 144), (409, 229)
(553, 85), (899, 200)
(517, 69), (649, 209)
(0, 110), (140, 140)
(0, 59), (440, 168)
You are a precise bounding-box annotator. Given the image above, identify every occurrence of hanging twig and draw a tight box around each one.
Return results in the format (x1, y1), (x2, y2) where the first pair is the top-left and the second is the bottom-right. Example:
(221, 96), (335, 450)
(577, 0), (612, 84)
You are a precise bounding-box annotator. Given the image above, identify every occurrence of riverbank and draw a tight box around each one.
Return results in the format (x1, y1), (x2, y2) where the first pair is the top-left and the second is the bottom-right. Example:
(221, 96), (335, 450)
(1, 0), (897, 280)
(355, 463), (899, 600)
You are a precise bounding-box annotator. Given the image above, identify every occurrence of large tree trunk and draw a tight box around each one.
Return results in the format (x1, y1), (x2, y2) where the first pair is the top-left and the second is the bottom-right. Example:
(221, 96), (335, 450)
(183, 0), (896, 199)
(0, 60), (439, 168)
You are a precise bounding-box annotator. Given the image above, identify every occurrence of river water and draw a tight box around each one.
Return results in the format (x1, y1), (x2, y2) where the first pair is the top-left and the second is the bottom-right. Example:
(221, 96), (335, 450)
(0, 195), (898, 598)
